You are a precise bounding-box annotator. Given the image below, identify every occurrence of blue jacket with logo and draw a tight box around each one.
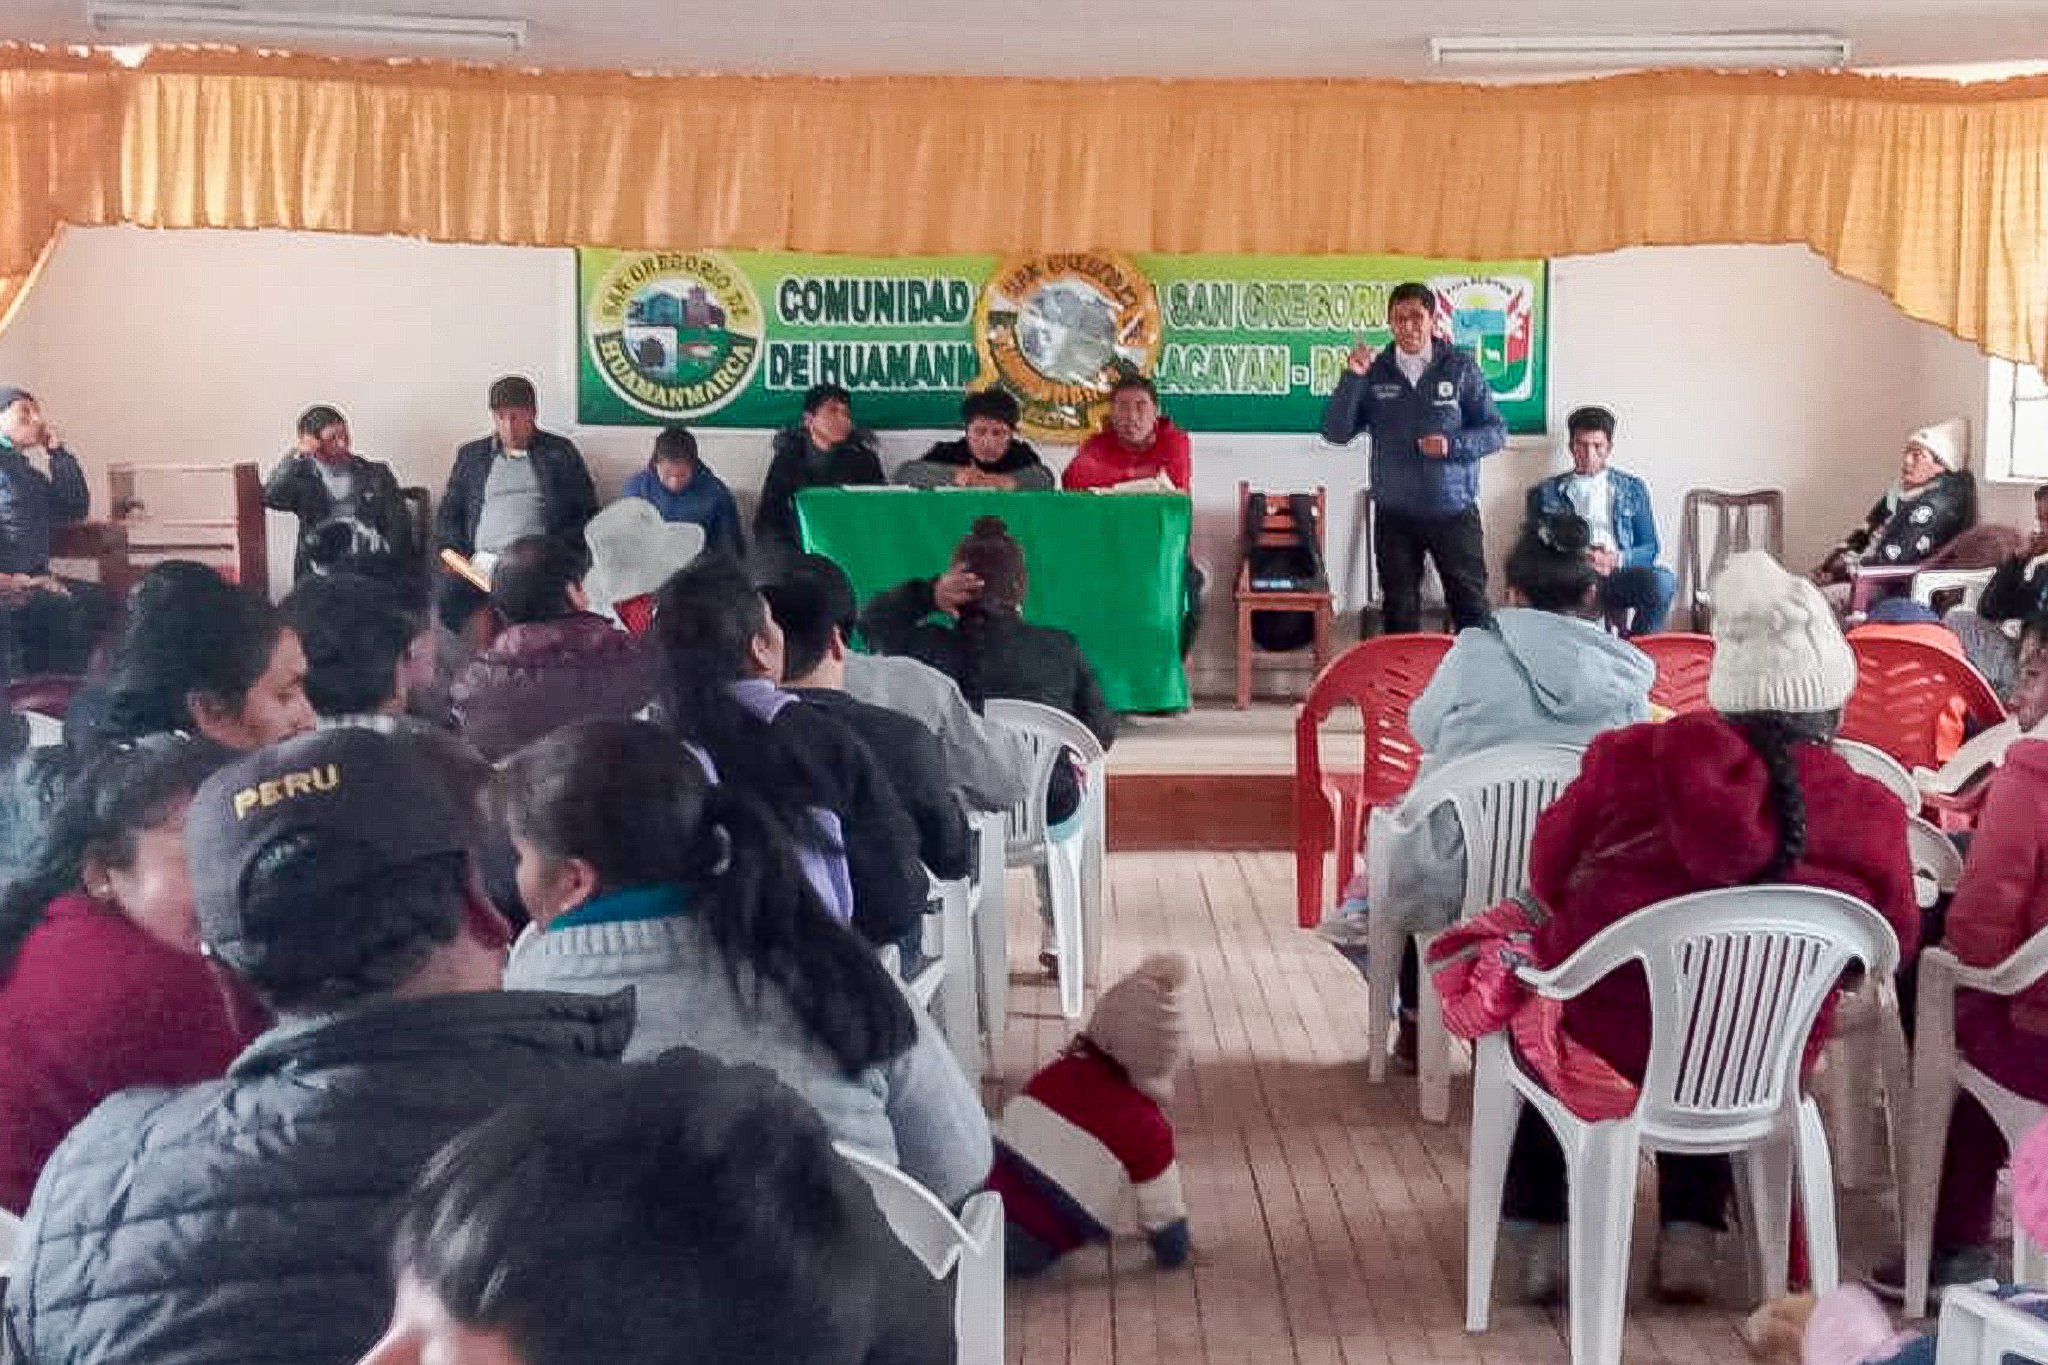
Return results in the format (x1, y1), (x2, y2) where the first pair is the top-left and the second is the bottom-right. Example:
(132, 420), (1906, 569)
(1526, 467), (1662, 569)
(1319, 343), (1505, 519)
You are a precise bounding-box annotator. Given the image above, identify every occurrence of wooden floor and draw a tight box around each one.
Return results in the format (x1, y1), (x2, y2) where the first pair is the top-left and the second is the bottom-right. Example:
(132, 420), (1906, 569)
(984, 851), (1901, 1365)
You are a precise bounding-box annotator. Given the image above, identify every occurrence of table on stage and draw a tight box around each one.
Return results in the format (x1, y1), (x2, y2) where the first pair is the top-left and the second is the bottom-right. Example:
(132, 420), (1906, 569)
(796, 488), (1191, 713)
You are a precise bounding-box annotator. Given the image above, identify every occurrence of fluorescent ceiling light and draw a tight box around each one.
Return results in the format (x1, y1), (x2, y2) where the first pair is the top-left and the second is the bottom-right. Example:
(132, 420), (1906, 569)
(85, 3), (528, 55)
(1430, 32), (1851, 71)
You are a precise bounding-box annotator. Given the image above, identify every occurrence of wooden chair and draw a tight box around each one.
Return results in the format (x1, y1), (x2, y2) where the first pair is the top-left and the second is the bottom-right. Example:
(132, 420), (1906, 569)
(107, 463), (270, 598)
(47, 521), (137, 598)
(1234, 481), (1333, 708)
(1675, 489), (1783, 633)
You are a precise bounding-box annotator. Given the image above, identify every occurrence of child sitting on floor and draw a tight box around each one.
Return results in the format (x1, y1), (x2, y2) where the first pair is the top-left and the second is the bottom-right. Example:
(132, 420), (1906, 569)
(988, 952), (1192, 1275)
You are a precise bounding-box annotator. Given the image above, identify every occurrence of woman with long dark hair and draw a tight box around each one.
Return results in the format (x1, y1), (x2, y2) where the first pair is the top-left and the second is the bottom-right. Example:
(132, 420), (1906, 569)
(76, 563), (315, 756)
(0, 734), (254, 1211)
(651, 555), (927, 954)
(497, 717), (992, 1207)
(1495, 552), (1918, 1305)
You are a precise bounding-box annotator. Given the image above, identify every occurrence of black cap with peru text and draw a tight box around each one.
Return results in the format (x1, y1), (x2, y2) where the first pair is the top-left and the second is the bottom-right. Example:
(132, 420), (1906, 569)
(187, 728), (476, 974)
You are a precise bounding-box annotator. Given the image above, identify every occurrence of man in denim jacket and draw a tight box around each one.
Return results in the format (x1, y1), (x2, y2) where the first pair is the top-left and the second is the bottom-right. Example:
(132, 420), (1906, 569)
(1526, 405), (1674, 637)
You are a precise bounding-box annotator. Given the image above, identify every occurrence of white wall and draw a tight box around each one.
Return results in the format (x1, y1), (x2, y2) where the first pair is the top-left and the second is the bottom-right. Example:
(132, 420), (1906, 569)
(0, 227), (2006, 699)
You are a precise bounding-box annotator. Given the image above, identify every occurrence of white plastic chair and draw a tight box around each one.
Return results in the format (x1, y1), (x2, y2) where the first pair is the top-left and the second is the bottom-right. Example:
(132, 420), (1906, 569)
(1933, 1285), (2048, 1365)
(984, 699), (1107, 1020)
(968, 809), (1009, 1051)
(1834, 738), (1921, 811)
(0, 1206), (18, 1279)
(1464, 886), (1900, 1365)
(1903, 925), (2048, 1318)
(1824, 815), (1960, 1192)
(1912, 568), (1999, 615)
(1363, 743), (1586, 1122)
(925, 870), (982, 1084)
(836, 1143), (1004, 1365)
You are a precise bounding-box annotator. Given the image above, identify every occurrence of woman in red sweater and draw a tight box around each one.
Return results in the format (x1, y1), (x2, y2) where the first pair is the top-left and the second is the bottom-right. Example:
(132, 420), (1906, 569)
(1901, 615), (2048, 1291)
(1502, 552), (1918, 1305)
(0, 734), (255, 1211)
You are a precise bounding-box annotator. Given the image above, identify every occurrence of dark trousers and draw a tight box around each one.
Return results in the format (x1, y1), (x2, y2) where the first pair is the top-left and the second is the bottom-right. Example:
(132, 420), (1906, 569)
(1374, 505), (1491, 635)
(1599, 565), (1677, 637)
(1, 577), (113, 676)
(1503, 1108), (1731, 1229)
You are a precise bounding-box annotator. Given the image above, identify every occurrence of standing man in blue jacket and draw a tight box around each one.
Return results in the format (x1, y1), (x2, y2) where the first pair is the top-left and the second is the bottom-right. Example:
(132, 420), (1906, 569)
(1525, 405), (1674, 637)
(1320, 282), (1506, 635)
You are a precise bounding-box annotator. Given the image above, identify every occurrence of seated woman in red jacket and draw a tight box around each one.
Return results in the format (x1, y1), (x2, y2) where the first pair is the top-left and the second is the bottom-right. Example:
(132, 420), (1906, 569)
(1502, 552), (1918, 1306)
(0, 733), (258, 1212)
(1896, 614), (2048, 1293)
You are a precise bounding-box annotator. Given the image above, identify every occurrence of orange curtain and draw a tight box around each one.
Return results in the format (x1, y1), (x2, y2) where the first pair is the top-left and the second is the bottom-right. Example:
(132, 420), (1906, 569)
(5, 47), (2048, 365)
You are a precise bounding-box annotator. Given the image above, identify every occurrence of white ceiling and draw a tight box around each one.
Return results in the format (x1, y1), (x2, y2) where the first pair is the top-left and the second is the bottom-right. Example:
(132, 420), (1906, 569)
(7, 0), (2048, 78)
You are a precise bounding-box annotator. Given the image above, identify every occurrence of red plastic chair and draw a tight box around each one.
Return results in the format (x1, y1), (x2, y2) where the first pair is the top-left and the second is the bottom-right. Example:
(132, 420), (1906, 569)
(1293, 634), (1452, 929)
(1631, 633), (1716, 715)
(614, 593), (657, 637)
(1841, 637), (2006, 774)
(6, 674), (83, 720)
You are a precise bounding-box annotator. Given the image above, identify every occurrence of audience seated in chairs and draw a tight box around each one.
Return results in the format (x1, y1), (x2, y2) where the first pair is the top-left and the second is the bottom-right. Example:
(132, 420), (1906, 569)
(766, 556), (971, 882)
(1813, 421), (1978, 609)
(1880, 614), (2048, 1296)
(449, 534), (653, 763)
(1524, 405), (1676, 637)
(654, 555), (928, 956)
(496, 718), (992, 1209)
(1489, 552), (1918, 1306)
(1947, 484), (2048, 695)
(359, 1056), (955, 1365)
(0, 735), (253, 1215)
(1, 730), (564, 1365)
(1318, 513), (1653, 1070)
(0, 387), (113, 676)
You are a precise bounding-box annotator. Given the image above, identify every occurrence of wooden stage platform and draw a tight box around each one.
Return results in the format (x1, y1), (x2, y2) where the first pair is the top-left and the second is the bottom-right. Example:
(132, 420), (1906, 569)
(1106, 703), (1358, 852)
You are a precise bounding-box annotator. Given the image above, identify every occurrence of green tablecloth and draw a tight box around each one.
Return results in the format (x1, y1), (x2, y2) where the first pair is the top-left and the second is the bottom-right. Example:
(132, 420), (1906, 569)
(796, 489), (1190, 713)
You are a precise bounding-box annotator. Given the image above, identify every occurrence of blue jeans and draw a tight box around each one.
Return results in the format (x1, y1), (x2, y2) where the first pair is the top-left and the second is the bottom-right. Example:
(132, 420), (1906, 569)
(1600, 564), (1676, 637)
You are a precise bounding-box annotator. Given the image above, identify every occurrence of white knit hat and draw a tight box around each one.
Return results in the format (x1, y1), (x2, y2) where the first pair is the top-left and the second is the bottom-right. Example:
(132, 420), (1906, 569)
(1707, 551), (1858, 715)
(1085, 952), (1190, 1104)
(1906, 419), (1966, 471)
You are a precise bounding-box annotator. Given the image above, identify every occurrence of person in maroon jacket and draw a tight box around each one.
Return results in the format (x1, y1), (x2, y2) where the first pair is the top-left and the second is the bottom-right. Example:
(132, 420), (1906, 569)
(1500, 552), (1918, 1307)
(0, 734), (257, 1212)
(449, 534), (654, 763)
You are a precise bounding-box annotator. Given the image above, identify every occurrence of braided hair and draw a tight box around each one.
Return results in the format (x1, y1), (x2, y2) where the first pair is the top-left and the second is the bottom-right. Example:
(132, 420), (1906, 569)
(1726, 710), (1840, 880)
(951, 515), (1027, 711)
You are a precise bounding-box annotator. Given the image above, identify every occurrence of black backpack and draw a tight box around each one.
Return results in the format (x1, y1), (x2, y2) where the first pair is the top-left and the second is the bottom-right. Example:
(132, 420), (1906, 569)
(1243, 492), (1326, 652)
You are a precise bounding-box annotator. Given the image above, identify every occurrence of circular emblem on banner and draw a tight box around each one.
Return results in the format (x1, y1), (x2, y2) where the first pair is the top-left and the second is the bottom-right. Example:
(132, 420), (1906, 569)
(973, 253), (1163, 441)
(1434, 275), (1535, 398)
(586, 251), (765, 419)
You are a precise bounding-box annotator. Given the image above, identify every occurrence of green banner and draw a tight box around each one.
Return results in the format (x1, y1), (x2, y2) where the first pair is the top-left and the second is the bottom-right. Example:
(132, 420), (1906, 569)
(577, 249), (1546, 440)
